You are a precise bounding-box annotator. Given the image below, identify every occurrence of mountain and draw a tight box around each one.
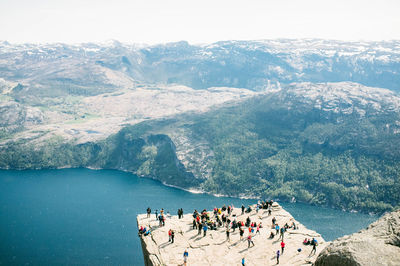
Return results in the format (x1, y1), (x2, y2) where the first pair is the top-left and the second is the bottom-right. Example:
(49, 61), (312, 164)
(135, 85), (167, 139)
(1, 39), (399, 100)
(1, 82), (399, 213)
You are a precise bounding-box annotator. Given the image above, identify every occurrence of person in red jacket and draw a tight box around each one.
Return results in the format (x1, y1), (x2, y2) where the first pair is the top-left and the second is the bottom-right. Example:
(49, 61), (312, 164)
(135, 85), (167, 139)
(281, 241), (285, 254)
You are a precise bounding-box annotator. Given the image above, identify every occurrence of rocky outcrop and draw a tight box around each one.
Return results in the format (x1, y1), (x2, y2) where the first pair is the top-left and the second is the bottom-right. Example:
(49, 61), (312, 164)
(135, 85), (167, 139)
(315, 209), (400, 266)
(137, 203), (328, 265)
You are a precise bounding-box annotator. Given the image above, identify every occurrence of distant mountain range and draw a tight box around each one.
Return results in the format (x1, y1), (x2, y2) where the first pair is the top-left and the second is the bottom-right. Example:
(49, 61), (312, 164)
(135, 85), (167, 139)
(0, 40), (399, 213)
(1, 39), (399, 98)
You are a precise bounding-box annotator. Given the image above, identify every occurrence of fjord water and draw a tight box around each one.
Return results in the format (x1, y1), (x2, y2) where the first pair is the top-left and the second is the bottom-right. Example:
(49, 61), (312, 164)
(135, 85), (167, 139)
(0, 169), (378, 265)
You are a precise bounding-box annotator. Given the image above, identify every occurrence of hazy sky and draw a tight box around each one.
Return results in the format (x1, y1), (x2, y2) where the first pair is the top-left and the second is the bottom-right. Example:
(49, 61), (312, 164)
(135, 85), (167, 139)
(1, 0), (399, 44)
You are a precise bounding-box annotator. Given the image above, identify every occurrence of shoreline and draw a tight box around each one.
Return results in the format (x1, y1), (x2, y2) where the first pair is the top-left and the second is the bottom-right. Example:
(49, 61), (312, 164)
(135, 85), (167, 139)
(0, 166), (384, 216)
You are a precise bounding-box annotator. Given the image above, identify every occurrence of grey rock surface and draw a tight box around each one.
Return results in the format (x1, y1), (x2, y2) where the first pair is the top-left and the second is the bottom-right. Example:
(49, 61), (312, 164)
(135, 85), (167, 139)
(315, 209), (400, 266)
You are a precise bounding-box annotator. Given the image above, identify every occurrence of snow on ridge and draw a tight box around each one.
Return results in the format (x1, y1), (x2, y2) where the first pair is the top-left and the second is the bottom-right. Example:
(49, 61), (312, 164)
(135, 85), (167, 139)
(286, 82), (400, 114)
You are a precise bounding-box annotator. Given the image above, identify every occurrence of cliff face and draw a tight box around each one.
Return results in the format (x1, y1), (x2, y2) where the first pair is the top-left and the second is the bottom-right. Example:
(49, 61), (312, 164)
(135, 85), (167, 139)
(137, 203), (328, 265)
(315, 209), (400, 266)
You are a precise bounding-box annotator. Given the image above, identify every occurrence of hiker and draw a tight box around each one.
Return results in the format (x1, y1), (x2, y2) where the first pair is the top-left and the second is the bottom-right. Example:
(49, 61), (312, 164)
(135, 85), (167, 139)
(268, 209), (272, 216)
(241, 257), (245, 266)
(226, 227), (230, 241)
(246, 216), (251, 227)
(281, 241), (285, 254)
(240, 227), (244, 240)
(183, 249), (189, 266)
(256, 225), (260, 235)
(146, 207), (151, 218)
(280, 227), (285, 240)
(203, 224), (208, 236)
(272, 216), (276, 225)
(275, 224), (280, 235)
(192, 219), (197, 229)
(168, 229), (172, 242)
(276, 250), (280, 264)
(241, 205), (245, 215)
(247, 234), (255, 248)
(171, 230), (175, 243)
(198, 223), (203, 235)
(310, 238), (318, 255)
(155, 209), (158, 219)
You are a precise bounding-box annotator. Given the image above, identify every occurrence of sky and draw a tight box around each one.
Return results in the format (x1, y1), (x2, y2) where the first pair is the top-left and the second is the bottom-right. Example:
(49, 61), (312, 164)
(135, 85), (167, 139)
(0, 0), (399, 44)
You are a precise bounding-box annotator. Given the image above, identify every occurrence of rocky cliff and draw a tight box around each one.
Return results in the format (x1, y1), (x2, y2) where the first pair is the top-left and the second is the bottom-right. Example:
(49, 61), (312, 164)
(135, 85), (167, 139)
(315, 209), (400, 266)
(137, 202), (328, 265)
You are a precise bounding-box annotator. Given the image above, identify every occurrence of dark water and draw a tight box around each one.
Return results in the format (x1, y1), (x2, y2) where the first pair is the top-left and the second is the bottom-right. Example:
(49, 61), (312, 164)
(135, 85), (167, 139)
(0, 169), (378, 265)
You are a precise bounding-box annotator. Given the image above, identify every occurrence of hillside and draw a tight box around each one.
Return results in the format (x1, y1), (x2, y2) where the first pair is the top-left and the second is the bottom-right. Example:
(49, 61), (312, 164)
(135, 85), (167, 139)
(1, 82), (399, 213)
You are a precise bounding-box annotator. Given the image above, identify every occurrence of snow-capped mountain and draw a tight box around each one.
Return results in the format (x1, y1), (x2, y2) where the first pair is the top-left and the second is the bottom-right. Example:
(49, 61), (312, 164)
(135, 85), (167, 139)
(1, 39), (399, 97)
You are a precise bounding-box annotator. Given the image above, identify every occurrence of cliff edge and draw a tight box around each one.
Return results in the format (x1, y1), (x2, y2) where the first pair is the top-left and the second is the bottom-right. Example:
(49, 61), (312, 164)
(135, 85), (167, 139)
(315, 209), (400, 266)
(137, 202), (328, 265)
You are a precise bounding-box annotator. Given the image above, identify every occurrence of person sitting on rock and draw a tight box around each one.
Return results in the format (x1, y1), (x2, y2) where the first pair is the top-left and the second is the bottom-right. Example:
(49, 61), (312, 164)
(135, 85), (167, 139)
(292, 221), (297, 230)
(303, 238), (308, 245)
(144, 228), (151, 236)
(269, 231), (275, 239)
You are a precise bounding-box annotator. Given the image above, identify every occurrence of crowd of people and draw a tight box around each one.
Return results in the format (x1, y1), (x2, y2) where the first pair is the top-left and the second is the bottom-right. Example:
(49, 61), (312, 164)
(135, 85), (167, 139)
(139, 200), (319, 265)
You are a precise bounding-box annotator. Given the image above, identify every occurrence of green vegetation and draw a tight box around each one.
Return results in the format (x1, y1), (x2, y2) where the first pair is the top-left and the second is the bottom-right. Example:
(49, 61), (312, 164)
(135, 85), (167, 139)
(1, 92), (399, 213)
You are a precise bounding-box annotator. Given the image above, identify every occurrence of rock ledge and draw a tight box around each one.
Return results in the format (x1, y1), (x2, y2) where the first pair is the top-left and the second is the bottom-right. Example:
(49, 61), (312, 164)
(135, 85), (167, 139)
(137, 203), (328, 265)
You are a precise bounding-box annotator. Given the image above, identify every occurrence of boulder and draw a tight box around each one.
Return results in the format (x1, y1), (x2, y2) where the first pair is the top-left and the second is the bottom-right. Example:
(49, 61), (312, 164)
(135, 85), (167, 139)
(315, 209), (400, 266)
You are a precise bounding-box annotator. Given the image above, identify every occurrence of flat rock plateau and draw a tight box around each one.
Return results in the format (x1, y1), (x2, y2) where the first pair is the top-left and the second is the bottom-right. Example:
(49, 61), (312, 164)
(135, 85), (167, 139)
(137, 202), (328, 265)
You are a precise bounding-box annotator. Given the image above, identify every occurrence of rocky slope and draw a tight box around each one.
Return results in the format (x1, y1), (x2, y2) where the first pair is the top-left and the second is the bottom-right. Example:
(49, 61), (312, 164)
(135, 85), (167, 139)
(1, 82), (399, 213)
(315, 209), (400, 266)
(137, 202), (328, 265)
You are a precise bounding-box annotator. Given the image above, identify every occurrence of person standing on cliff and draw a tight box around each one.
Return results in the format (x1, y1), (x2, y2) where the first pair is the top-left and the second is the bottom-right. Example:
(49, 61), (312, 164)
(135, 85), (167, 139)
(241, 257), (245, 266)
(280, 241), (285, 254)
(239, 227), (244, 240)
(203, 223), (208, 237)
(183, 249), (188, 266)
(155, 209), (158, 220)
(310, 238), (317, 255)
(247, 234), (255, 248)
(276, 250), (280, 264)
(171, 230), (175, 243)
(168, 229), (172, 242)
(146, 207), (151, 218)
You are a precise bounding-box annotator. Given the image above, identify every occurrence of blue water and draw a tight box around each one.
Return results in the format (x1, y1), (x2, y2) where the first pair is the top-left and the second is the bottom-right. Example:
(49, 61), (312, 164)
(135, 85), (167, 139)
(0, 169), (378, 265)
